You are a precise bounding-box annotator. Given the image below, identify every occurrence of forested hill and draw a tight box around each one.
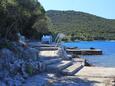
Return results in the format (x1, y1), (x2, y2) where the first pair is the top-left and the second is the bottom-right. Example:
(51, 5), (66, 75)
(47, 10), (115, 40)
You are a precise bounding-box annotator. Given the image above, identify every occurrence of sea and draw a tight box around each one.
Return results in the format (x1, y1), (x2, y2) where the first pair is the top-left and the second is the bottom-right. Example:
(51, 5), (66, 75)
(63, 41), (115, 67)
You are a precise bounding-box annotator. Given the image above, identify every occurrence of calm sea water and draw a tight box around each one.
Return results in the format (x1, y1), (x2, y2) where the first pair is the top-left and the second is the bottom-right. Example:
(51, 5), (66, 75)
(63, 41), (115, 67)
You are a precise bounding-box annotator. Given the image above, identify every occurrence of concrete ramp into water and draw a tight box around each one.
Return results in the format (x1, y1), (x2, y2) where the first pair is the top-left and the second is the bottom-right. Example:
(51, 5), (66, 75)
(75, 67), (115, 78)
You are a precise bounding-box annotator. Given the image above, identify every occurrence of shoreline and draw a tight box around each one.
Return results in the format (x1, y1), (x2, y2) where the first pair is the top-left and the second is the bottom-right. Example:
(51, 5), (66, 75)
(38, 45), (115, 86)
(64, 40), (115, 43)
(84, 60), (92, 66)
(63, 41), (115, 67)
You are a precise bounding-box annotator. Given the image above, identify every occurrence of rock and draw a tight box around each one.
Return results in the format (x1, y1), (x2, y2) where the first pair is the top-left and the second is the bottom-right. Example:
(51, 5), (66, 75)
(4, 77), (14, 86)
(0, 81), (6, 86)
(9, 42), (25, 58)
(0, 42), (43, 86)
(0, 48), (16, 70)
(0, 72), (4, 79)
(14, 74), (25, 83)
(23, 75), (48, 86)
(4, 76), (24, 86)
(25, 62), (38, 75)
(0, 48), (16, 63)
(9, 60), (24, 75)
(9, 42), (39, 61)
(21, 63), (29, 78)
(0, 70), (9, 80)
(24, 61), (45, 76)
(11, 42), (39, 61)
(22, 48), (39, 61)
(6, 57), (43, 78)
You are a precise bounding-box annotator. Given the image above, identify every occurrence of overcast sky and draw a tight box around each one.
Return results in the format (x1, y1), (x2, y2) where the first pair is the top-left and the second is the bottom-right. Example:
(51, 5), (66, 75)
(39, 0), (115, 19)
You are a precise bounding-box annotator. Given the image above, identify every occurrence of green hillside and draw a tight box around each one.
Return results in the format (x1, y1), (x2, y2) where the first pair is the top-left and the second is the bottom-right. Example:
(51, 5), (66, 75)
(47, 10), (115, 41)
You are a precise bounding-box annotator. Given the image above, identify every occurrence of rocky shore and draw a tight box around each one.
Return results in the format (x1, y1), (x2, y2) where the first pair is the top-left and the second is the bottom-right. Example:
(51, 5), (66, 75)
(0, 41), (92, 86)
(0, 41), (45, 86)
(0, 41), (115, 86)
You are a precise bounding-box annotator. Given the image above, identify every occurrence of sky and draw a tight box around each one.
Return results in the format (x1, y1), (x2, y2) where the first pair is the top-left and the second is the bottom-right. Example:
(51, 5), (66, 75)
(38, 0), (115, 19)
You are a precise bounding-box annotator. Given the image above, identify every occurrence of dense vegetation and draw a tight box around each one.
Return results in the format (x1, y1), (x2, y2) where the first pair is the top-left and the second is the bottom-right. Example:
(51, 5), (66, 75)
(47, 10), (115, 41)
(0, 0), (50, 41)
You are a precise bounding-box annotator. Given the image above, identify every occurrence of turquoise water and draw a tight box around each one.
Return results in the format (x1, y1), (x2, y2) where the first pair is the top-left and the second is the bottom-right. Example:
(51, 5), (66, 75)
(63, 41), (115, 67)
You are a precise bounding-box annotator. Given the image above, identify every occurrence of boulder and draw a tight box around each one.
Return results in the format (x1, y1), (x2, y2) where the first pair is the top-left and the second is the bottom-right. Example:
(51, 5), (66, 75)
(0, 70), (9, 80)
(10, 42), (39, 61)
(22, 48), (39, 61)
(0, 81), (6, 86)
(24, 61), (45, 76)
(4, 74), (25, 86)
(0, 48), (16, 69)
(9, 59), (24, 75)
(5, 78), (21, 86)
